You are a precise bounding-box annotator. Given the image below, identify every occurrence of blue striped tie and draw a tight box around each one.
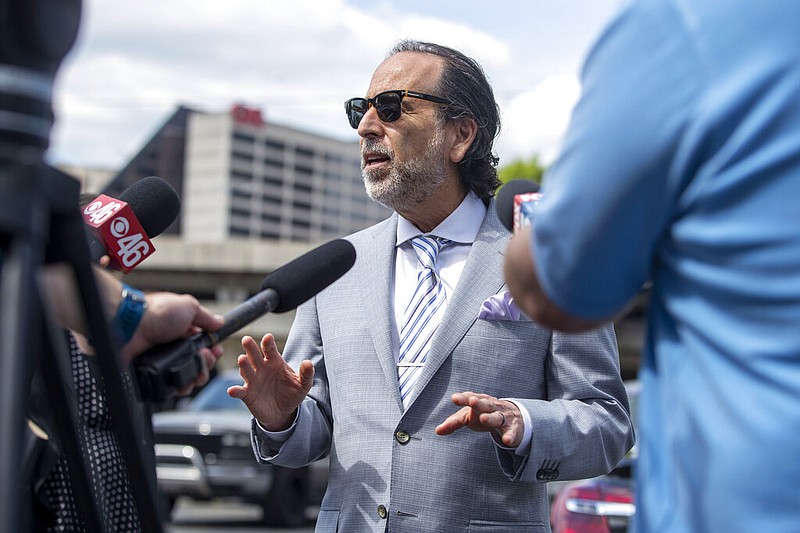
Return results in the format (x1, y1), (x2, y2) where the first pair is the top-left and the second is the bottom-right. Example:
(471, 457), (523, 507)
(398, 235), (451, 407)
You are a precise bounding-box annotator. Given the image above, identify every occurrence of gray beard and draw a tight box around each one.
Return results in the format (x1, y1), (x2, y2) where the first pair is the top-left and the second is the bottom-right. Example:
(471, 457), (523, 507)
(362, 129), (447, 212)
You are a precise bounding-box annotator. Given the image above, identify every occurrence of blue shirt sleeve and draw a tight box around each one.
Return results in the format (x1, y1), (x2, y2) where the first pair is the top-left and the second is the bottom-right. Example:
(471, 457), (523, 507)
(532, 0), (704, 319)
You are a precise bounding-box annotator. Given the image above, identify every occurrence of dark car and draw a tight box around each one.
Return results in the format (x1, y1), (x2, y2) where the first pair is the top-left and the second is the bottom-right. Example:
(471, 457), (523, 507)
(549, 380), (639, 533)
(151, 369), (327, 527)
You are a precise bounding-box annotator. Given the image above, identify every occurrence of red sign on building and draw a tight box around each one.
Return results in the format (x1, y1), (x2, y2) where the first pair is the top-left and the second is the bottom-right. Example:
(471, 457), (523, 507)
(231, 104), (265, 126)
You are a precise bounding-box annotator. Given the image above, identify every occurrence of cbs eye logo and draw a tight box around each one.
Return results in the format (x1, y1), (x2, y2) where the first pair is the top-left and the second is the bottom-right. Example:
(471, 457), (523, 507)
(110, 216), (130, 238)
(112, 217), (151, 268)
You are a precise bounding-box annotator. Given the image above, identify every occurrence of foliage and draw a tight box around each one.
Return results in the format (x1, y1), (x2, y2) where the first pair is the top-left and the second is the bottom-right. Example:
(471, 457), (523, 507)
(497, 155), (546, 185)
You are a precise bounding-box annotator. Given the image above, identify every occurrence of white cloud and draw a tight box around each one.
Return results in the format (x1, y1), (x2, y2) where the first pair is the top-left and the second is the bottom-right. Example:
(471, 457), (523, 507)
(392, 16), (512, 71)
(496, 74), (581, 166)
(47, 0), (617, 170)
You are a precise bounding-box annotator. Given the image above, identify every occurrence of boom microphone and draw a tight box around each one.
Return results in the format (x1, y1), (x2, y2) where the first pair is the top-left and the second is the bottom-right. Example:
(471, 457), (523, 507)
(496, 179), (541, 233)
(133, 238), (357, 402)
(82, 176), (180, 272)
(203, 238), (357, 345)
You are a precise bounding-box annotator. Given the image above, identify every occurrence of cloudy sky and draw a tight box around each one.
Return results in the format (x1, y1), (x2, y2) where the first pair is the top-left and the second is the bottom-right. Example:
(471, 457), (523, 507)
(48, 0), (625, 171)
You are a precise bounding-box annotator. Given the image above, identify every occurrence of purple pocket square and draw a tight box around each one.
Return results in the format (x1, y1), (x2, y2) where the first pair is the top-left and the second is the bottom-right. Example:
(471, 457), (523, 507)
(478, 291), (526, 321)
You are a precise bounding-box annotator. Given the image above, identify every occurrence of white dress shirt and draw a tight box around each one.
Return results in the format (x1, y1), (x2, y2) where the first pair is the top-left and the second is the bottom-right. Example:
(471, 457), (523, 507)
(393, 191), (486, 352)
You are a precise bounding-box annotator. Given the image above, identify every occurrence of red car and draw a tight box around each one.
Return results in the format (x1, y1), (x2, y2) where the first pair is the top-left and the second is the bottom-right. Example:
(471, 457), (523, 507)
(549, 381), (639, 533)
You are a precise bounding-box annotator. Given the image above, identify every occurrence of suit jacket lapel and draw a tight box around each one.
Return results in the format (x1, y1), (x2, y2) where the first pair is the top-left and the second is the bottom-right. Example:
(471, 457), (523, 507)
(405, 200), (508, 407)
(360, 214), (405, 408)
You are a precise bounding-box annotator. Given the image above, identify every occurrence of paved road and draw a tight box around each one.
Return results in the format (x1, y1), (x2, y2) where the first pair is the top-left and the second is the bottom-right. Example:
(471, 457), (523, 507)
(166, 498), (316, 533)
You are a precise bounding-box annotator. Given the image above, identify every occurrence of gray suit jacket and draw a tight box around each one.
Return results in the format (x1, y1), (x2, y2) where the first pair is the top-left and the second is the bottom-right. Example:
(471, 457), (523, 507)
(253, 200), (634, 532)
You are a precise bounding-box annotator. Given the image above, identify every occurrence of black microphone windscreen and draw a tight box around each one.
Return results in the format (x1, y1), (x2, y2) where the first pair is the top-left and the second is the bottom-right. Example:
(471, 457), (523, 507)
(118, 176), (181, 238)
(496, 179), (540, 232)
(259, 239), (356, 313)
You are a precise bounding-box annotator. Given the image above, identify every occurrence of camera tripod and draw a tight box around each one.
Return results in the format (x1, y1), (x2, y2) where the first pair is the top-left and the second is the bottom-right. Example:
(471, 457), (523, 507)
(1, 1), (165, 531)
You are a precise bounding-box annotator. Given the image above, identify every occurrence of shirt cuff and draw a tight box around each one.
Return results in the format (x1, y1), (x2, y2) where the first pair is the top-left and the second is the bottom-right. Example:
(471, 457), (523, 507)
(491, 399), (533, 456)
(510, 399), (533, 455)
(253, 409), (299, 445)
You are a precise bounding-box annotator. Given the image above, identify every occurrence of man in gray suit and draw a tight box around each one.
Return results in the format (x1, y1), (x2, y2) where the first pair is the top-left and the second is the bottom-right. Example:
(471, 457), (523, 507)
(228, 40), (634, 532)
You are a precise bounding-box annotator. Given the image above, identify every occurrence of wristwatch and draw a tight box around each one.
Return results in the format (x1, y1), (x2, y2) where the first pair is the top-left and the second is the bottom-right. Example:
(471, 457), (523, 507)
(113, 283), (147, 344)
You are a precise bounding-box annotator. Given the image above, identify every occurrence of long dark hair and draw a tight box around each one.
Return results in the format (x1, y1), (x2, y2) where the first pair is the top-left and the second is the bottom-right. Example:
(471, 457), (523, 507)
(388, 40), (502, 201)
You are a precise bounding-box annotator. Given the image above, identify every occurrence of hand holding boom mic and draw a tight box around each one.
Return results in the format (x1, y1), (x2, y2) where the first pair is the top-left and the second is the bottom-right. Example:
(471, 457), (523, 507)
(82, 176), (180, 272)
(133, 238), (357, 402)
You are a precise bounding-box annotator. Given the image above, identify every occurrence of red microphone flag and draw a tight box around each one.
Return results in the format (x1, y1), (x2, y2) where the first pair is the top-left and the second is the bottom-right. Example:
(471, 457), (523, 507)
(82, 194), (155, 273)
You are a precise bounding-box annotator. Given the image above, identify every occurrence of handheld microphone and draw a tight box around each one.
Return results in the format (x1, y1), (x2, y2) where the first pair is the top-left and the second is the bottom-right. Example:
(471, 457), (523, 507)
(133, 238), (357, 402)
(496, 179), (541, 233)
(82, 176), (180, 272)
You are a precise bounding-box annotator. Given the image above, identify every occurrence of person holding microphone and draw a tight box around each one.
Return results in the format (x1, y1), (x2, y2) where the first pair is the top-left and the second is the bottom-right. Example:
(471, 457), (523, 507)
(504, 0), (800, 531)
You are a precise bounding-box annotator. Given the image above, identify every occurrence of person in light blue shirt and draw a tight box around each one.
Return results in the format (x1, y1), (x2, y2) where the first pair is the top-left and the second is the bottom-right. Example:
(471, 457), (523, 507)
(504, 0), (800, 532)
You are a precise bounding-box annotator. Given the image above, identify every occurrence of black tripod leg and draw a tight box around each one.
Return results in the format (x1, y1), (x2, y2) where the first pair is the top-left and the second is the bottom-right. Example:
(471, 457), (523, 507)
(0, 165), (105, 532)
(1, 172), (51, 531)
(0, 233), (43, 532)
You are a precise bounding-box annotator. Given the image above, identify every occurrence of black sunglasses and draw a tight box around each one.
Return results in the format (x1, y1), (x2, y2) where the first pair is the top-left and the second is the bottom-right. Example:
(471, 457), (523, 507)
(344, 89), (452, 129)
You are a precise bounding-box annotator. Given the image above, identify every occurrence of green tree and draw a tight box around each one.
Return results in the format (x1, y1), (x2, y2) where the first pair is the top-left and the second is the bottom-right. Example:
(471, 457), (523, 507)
(497, 155), (546, 185)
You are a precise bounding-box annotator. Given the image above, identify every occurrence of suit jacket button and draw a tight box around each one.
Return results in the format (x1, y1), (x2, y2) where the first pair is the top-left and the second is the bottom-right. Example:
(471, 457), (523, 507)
(536, 468), (559, 481)
(377, 504), (388, 519)
(395, 430), (410, 444)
